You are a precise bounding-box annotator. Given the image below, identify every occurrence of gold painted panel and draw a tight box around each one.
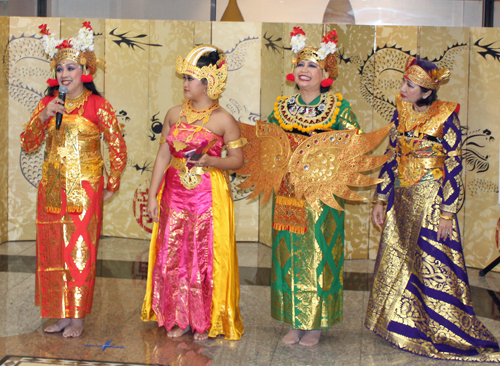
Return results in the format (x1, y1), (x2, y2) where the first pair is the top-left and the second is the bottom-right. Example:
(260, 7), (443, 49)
(102, 19), (152, 238)
(330, 24), (376, 259)
(212, 21), (263, 241)
(464, 27), (500, 269)
(8, 17), (60, 240)
(0, 16), (9, 243)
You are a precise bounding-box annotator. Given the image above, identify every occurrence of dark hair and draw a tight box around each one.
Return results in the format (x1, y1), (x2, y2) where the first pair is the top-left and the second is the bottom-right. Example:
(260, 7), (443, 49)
(412, 57), (438, 107)
(196, 51), (220, 85)
(295, 84), (332, 93)
(44, 81), (102, 98)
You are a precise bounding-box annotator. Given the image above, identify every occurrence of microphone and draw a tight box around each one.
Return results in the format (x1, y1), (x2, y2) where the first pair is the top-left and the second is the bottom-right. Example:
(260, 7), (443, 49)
(56, 86), (68, 130)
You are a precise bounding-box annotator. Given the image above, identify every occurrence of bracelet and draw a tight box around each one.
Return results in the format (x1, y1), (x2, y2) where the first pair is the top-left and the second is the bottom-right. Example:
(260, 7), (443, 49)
(439, 214), (454, 220)
(372, 200), (387, 206)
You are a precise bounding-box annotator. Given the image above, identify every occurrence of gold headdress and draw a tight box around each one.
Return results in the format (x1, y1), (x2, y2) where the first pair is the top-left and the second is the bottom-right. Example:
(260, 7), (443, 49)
(403, 57), (450, 91)
(39, 22), (103, 86)
(287, 27), (339, 85)
(175, 45), (228, 100)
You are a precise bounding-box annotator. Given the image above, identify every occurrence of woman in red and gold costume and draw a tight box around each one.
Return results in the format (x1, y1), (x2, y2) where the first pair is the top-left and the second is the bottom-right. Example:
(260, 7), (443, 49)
(20, 22), (127, 338)
(141, 45), (245, 341)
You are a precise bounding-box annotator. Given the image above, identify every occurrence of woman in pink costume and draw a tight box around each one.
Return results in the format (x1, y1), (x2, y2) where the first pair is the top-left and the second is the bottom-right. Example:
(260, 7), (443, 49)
(141, 45), (246, 341)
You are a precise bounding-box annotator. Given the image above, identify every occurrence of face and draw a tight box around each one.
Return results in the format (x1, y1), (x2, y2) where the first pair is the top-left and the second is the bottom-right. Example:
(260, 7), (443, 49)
(400, 77), (429, 104)
(182, 74), (206, 100)
(56, 59), (84, 97)
(293, 59), (324, 91)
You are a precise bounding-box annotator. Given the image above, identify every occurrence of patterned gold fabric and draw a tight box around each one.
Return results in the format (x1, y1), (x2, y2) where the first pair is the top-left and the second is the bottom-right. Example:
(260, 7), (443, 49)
(21, 92), (127, 319)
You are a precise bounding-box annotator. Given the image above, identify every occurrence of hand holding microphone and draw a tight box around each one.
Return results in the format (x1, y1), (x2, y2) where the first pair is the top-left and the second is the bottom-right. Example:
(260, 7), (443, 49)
(55, 85), (68, 130)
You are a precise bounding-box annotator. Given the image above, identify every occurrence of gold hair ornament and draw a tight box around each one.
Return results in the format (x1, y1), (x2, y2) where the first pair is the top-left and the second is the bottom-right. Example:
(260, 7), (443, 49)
(175, 44), (228, 100)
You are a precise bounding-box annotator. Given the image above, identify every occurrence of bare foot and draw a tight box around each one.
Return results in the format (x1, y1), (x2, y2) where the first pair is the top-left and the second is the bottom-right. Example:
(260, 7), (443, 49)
(167, 325), (191, 338)
(44, 319), (71, 333)
(282, 327), (305, 345)
(299, 330), (321, 346)
(193, 331), (208, 341)
(62, 318), (85, 338)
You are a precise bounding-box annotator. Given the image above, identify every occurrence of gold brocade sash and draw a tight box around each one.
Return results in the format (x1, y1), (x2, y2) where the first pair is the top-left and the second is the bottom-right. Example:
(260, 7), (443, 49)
(43, 115), (102, 214)
(398, 155), (444, 186)
(170, 156), (215, 190)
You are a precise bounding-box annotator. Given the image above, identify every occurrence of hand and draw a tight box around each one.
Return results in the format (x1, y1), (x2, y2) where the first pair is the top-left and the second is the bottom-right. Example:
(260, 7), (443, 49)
(194, 154), (215, 168)
(147, 197), (159, 223)
(103, 189), (114, 201)
(437, 214), (454, 241)
(40, 97), (65, 123)
(372, 203), (386, 230)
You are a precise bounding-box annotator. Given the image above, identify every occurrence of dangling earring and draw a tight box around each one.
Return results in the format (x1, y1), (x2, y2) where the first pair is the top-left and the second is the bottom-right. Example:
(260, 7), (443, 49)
(321, 78), (333, 87)
(81, 64), (93, 83)
(286, 73), (295, 82)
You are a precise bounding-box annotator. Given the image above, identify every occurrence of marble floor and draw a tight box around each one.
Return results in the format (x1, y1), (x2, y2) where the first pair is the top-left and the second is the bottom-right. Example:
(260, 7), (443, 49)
(2, 238), (500, 366)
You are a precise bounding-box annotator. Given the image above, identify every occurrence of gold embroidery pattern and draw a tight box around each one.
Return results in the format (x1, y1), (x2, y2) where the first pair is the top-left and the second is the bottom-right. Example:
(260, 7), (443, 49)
(396, 95), (457, 138)
(444, 128), (457, 149)
(71, 235), (89, 272)
(445, 157), (459, 172)
(443, 180), (454, 201)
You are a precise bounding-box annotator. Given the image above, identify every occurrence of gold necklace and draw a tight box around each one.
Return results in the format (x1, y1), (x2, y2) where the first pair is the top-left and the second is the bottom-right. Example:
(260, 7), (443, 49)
(173, 99), (220, 143)
(180, 99), (220, 125)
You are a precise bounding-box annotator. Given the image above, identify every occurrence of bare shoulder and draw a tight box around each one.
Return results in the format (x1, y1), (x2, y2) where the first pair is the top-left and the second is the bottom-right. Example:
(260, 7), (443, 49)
(165, 105), (182, 126)
(213, 107), (238, 127)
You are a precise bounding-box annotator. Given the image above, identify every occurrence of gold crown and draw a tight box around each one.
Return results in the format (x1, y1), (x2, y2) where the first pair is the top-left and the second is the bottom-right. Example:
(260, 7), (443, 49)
(403, 58), (450, 91)
(292, 47), (338, 80)
(175, 45), (228, 100)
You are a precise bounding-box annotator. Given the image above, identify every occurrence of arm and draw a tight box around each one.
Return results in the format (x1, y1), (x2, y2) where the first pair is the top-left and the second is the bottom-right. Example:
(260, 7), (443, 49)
(97, 100), (127, 200)
(437, 112), (462, 240)
(195, 113), (243, 171)
(372, 110), (399, 229)
(147, 109), (174, 222)
(20, 97), (64, 153)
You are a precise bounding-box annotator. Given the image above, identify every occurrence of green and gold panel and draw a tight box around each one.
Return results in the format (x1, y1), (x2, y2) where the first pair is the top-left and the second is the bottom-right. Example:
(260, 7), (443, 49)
(419, 26), (470, 257)
(212, 21), (262, 241)
(330, 24), (376, 259)
(367, 26), (419, 259)
(8, 17), (60, 241)
(102, 19), (152, 238)
(464, 27), (500, 268)
(0, 16), (9, 243)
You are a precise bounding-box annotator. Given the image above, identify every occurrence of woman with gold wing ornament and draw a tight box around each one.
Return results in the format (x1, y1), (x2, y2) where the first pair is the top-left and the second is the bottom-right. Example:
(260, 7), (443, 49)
(237, 27), (390, 347)
(366, 57), (500, 361)
(141, 45), (246, 341)
(20, 22), (127, 338)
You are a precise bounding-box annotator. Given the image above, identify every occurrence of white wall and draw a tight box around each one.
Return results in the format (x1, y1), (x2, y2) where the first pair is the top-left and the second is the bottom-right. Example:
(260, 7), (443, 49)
(47, 0), (211, 21)
(2, 0), (487, 27)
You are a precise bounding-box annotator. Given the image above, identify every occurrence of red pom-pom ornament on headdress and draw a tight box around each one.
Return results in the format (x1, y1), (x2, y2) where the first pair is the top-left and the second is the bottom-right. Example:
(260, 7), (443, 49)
(286, 73), (295, 82)
(81, 74), (93, 83)
(46, 78), (59, 87)
(320, 78), (333, 88)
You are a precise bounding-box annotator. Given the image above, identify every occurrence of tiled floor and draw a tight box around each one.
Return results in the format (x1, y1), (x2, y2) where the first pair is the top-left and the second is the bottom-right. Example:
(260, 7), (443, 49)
(1, 238), (500, 365)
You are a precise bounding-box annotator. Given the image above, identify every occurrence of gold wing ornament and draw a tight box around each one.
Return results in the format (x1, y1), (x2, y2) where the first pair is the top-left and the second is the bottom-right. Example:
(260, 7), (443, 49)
(236, 120), (392, 212)
(289, 123), (393, 212)
(235, 120), (291, 203)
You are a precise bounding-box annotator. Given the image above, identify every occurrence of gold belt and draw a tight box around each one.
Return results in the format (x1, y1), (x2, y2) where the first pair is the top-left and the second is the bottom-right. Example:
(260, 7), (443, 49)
(398, 155), (444, 185)
(171, 156), (215, 190)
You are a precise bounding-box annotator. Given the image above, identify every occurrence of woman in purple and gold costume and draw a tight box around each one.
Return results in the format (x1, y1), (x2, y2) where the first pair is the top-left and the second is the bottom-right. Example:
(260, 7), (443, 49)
(141, 45), (245, 341)
(366, 57), (500, 362)
(20, 22), (127, 338)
